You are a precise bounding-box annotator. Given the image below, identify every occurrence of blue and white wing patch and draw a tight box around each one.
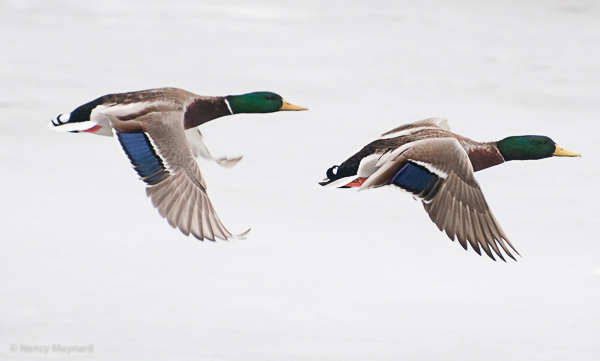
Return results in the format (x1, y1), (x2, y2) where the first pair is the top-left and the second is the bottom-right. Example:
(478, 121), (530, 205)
(392, 162), (436, 194)
(115, 131), (169, 185)
(390, 161), (446, 200)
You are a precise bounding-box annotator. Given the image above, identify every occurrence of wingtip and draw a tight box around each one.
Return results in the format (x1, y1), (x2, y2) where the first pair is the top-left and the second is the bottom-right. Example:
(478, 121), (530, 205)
(212, 228), (250, 242)
(481, 251), (497, 262)
(233, 228), (251, 240)
(215, 156), (243, 168)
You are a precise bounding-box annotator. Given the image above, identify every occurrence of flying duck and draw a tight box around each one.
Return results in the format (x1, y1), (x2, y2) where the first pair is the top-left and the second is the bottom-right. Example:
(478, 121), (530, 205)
(319, 117), (580, 261)
(51, 87), (307, 241)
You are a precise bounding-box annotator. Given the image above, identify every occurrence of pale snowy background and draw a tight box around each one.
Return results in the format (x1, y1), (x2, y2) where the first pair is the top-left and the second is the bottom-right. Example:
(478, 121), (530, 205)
(1, 0), (599, 360)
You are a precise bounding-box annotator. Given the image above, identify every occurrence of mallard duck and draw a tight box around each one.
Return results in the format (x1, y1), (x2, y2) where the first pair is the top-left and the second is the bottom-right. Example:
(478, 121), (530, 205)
(51, 87), (307, 241)
(319, 117), (579, 261)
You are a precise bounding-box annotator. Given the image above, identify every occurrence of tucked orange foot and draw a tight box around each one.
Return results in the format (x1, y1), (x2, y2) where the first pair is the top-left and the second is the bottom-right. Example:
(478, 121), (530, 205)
(345, 177), (367, 187)
(82, 125), (102, 133)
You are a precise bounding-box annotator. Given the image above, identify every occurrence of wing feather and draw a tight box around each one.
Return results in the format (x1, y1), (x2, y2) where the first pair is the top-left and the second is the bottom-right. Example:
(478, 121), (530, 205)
(474, 213), (495, 260)
(177, 189), (194, 236)
(464, 209), (481, 255)
(169, 179), (193, 231)
(201, 199), (215, 241)
(189, 196), (204, 240)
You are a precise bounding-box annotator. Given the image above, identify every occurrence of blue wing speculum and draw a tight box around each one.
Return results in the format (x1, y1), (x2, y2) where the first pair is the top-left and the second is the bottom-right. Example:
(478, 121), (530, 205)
(116, 131), (169, 185)
(391, 161), (440, 199)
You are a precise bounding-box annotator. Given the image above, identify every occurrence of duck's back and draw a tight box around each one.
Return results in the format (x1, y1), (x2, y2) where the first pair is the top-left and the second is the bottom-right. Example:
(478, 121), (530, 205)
(333, 126), (458, 181)
(67, 88), (193, 123)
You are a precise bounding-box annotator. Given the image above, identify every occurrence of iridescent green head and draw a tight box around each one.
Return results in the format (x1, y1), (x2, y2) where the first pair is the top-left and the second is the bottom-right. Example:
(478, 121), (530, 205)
(497, 135), (580, 161)
(225, 92), (307, 114)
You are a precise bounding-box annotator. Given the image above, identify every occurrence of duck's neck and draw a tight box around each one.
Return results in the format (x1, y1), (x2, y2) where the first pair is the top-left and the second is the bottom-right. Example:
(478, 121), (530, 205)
(462, 140), (505, 172)
(183, 97), (232, 129)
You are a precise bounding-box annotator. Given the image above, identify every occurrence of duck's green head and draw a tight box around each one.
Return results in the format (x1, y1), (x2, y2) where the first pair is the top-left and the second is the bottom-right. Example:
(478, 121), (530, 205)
(225, 92), (307, 114)
(497, 135), (580, 161)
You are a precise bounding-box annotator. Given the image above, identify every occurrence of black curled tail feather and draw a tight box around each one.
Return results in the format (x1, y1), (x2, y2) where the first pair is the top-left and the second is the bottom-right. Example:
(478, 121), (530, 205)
(51, 114), (66, 126)
(319, 163), (359, 186)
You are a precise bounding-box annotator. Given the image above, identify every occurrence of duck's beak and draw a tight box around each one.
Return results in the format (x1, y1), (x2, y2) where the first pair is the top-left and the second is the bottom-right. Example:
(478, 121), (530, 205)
(553, 144), (580, 157)
(280, 99), (308, 111)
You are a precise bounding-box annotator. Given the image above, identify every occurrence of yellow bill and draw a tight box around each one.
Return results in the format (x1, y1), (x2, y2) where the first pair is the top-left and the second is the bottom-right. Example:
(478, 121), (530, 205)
(280, 99), (308, 111)
(553, 145), (580, 157)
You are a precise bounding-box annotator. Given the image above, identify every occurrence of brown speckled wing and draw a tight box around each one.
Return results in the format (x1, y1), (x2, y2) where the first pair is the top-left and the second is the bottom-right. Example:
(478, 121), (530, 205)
(107, 110), (242, 241)
(361, 138), (519, 261)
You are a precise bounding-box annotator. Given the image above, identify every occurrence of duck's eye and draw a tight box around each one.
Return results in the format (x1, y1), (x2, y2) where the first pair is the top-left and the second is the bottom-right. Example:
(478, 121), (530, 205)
(265, 95), (276, 100)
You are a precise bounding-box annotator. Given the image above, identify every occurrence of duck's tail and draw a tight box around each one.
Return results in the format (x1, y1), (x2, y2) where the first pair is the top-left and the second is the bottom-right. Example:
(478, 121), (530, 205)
(319, 164), (362, 188)
(49, 113), (101, 133)
(49, 96), (108, 134)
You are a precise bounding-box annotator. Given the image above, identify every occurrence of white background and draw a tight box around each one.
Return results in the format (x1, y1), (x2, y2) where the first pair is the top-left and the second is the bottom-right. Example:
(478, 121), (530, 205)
(1, 0), (599, 360)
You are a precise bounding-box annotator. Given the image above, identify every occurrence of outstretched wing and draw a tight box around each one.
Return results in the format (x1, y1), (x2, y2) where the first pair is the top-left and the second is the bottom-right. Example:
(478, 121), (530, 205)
(361, 138), (518, 261)
(104, 110), (244, 241)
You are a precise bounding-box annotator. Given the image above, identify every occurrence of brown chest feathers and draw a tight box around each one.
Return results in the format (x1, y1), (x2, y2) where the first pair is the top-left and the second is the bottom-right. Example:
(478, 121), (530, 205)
(183, 97), (231, 129)
(460, 140), (505, 172)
